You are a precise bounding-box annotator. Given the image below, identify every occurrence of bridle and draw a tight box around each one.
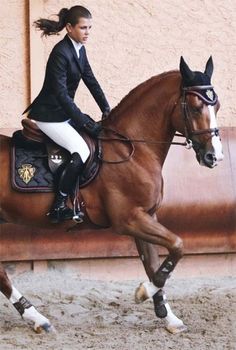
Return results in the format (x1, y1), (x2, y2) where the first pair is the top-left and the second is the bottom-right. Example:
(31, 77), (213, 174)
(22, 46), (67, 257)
(98, 85), (220, 164)
(181, 85), (219, 149)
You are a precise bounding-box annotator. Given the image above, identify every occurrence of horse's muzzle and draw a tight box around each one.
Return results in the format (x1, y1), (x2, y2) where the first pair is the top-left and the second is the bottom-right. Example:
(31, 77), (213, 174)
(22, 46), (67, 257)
(203, 150), (218, 168)
(196, 149), (224, 168)
(193, 133), (224, 168)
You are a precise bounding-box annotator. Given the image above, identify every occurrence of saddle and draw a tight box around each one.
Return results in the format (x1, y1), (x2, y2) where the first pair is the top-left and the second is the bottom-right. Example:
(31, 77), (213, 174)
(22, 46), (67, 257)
(11, 119), (101, 193)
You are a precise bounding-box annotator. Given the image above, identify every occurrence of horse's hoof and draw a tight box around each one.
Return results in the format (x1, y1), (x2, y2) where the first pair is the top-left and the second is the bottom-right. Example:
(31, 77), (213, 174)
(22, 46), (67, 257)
(34, 323), (56, 334)
(165, 323), (188, 334)
(135, 282), (159, 303)
(135, 283), (149, 303)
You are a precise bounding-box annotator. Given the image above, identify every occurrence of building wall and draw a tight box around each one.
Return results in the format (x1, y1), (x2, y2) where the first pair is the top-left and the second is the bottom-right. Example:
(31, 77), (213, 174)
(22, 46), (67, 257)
(0, 0), (236, 132)
(0, 0), (29, 130)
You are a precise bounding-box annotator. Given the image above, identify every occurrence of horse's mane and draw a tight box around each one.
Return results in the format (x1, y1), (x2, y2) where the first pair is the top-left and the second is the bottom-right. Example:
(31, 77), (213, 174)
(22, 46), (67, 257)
(109, 70), (179, 118)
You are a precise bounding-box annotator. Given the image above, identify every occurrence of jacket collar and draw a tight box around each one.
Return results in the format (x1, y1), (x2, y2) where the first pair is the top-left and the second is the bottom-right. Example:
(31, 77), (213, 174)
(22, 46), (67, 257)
(64, 35), (83, 72)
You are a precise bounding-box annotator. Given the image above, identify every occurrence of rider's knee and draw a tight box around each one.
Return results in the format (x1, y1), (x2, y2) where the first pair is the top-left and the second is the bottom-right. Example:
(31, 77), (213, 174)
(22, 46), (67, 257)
(70, 133), (90, 163)
(71, 146), (90, 164)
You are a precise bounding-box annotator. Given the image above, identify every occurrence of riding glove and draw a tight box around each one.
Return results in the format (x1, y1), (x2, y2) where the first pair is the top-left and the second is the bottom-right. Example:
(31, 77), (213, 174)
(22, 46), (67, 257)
(83, 120), (102, 137)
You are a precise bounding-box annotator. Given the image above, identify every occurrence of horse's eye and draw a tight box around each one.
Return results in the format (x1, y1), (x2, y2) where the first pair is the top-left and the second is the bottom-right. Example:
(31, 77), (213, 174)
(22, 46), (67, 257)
(191, 106), (202, 114)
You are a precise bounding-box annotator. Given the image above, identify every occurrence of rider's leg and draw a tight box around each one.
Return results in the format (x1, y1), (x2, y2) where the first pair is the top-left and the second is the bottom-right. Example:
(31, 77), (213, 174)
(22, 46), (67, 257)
(49, 152), (85, 223)
(35, 120), (90, 163)
(35, 120), (90, 222)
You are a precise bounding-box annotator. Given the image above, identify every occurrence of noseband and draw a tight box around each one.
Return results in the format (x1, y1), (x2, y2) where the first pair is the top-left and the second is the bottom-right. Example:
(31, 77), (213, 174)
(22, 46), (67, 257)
(181, 85), (219, 148)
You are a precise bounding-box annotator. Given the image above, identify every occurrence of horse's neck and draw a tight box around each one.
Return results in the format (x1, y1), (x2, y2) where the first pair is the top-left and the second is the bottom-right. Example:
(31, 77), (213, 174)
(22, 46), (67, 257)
(105, 75), (179, 165)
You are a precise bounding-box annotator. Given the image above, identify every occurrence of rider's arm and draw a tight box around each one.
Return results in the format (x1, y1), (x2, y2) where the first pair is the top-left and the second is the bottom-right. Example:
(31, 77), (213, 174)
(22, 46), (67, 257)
(82, 48), (110, 114)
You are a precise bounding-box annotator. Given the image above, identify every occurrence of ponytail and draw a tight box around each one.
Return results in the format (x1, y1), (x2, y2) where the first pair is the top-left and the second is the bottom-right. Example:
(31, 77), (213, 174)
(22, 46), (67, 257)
(34, 6), (92, 37)
(34, 8), (68, 36)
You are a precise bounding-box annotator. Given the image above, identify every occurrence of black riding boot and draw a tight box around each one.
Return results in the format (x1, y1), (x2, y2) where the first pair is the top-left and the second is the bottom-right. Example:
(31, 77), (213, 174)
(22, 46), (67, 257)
(47, 153), (85, 223)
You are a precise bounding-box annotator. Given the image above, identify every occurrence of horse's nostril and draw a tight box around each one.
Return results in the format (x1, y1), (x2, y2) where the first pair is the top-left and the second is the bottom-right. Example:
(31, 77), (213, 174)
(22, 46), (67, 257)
(204, 152), (216, 164)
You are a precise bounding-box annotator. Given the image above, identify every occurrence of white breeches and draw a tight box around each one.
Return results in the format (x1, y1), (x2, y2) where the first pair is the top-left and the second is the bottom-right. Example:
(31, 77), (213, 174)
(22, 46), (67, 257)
(35, 120), (90, 163)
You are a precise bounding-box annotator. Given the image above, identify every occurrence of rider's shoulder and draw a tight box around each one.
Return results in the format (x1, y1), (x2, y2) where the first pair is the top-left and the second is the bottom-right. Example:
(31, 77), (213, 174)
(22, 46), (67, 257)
(50, 36), (72, 59)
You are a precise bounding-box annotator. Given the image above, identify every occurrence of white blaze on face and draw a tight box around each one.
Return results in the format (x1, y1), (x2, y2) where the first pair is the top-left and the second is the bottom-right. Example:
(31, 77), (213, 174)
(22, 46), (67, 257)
(208, 105), (224, 161)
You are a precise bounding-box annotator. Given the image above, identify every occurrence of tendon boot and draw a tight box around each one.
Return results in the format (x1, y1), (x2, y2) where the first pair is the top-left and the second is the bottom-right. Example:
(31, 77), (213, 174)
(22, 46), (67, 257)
(47, 152), (85, 223)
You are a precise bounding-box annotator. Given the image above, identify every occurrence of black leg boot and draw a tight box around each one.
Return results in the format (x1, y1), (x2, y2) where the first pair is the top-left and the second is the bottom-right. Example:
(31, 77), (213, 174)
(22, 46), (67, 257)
(47, 153), (85, 223)
(47, 193), (74, 223)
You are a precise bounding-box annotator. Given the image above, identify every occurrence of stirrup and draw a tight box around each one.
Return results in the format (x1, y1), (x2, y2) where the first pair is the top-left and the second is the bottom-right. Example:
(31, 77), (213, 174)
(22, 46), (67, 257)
(72, 211), (84, 223)
(47, 207), (74, 224)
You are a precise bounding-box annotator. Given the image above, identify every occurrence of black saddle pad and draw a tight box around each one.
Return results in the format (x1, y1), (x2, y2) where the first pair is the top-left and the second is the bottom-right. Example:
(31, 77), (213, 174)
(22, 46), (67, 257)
(11, 131), (54, 192)
(11, 130), (101, 193)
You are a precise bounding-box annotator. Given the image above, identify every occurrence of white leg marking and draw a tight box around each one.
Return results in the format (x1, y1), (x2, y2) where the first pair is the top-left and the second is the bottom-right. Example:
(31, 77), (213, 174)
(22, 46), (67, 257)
(164, 302), (184, 331)
(162, 293), (187, 334)
(208, 106), (224, 161)
(135, 282), (187, 334)
(9, 286), (22, 303)
(23, 306), (52, 333)
(135, 281), (158, 303)
(10, 285), (53, 333)
(143, 282), (159, 298)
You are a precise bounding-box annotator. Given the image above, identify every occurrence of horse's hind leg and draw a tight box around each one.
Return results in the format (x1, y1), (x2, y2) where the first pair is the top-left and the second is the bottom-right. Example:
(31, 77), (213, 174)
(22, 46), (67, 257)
(0, 262), (12, 298)
(0, 262), (53, 333)
(134, 239), (187, 334)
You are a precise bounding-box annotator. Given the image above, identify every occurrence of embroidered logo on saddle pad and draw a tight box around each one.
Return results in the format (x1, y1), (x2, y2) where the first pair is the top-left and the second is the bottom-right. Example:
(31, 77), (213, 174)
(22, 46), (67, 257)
(18, 164), (36, 184)
(12, 143), (54, 193)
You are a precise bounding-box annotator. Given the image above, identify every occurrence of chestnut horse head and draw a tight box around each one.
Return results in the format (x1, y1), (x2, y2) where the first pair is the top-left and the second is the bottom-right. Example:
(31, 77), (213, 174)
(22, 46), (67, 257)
(104, 56), (223, 169)
(176, 56), (223, 168)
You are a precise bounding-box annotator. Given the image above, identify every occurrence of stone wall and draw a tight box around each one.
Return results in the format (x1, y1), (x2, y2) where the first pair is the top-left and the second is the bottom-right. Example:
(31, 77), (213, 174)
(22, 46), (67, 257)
(0, 0), (236, 130)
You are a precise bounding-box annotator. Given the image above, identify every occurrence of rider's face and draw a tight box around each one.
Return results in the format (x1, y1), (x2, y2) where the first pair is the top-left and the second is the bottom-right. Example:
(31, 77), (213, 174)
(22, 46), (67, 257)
(66, 17), (92, 45)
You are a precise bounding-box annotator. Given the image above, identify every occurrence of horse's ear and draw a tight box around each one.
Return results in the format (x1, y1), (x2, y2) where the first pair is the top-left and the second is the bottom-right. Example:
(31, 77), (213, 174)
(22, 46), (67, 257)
(179, 56), (195, 82)
(204, 56), (214, 79)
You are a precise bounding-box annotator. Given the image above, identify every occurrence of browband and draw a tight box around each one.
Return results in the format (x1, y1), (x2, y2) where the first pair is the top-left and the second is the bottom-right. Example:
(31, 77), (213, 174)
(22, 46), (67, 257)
(183, 85), (218, 105)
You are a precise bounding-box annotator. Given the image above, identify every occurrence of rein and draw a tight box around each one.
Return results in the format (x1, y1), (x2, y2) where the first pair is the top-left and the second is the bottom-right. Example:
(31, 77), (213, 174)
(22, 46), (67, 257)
(98, 128), (187, 164)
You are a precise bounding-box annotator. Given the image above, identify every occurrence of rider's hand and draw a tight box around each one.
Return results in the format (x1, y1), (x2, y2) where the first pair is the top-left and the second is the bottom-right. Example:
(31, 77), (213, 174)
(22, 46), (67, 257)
(83, 120), (102, 137)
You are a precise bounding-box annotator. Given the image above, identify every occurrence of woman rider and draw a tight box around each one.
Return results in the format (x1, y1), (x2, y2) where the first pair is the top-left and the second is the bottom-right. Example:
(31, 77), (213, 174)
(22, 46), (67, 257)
(24, 6), (110, 223)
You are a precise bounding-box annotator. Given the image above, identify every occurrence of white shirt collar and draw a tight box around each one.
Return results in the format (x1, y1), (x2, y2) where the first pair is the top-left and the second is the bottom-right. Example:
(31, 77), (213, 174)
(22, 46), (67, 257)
(67, 35), (83, 58)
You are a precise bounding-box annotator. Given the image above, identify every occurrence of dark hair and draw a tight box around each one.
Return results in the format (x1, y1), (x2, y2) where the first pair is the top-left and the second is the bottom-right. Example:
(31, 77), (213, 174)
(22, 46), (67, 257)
(34, 6), (92, 37)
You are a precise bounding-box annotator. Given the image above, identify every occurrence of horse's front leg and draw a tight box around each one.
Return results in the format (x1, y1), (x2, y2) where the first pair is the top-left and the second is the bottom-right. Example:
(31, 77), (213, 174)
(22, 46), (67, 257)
(135, 238), (187, 334)
(117, 207), (184, 287)
(114, 208), (186, 333)
(0, 263), (53, 333)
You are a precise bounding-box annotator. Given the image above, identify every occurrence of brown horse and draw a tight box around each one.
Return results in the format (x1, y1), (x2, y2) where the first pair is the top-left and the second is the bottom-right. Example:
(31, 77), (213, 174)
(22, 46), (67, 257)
(0, 57), (223, 334)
